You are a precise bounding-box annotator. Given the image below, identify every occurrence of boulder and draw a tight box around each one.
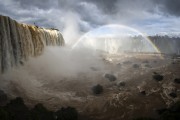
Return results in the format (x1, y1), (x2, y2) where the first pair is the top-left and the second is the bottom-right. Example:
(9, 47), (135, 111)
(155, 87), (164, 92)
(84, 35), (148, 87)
(92, 84), (103, 95)
(117, 81), (126, 87)
(153, 74), (164, 81)
(169, 92), (177, 98)
(174, 78), (180, 84)
(104, 74), (117, 81)
(133, 64), (140, 68)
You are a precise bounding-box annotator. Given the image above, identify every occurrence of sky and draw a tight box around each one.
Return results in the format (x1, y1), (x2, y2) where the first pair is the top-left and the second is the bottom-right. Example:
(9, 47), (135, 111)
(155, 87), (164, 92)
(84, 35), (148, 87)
(0, 0), (180, 35)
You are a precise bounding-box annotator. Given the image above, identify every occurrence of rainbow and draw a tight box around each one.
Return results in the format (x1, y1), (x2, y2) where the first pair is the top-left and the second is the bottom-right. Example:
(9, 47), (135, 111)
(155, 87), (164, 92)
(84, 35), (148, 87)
(72, 24), (161, 54)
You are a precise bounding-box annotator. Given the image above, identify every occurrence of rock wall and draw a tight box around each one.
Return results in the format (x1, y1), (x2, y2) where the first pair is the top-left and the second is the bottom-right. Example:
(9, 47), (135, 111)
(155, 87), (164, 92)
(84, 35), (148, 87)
(0, 15), (65, 73)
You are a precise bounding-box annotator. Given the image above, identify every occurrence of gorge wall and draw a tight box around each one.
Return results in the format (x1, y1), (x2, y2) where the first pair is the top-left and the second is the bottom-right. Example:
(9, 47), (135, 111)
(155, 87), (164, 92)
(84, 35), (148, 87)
(0, 15), (65, 73)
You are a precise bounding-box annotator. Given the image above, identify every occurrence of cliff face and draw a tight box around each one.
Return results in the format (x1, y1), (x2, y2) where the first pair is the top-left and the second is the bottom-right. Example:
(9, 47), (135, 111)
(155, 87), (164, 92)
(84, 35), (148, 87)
(0, 15), (64, 73)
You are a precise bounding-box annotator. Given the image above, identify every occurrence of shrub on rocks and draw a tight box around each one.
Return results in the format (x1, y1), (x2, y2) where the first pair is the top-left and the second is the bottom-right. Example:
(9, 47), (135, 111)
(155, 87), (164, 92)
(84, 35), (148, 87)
(31, 103), (54, 120)
(55, 107), (78, 120)
(133, 64), (140, 68)
(174, 78), (180, 84)
(92, 84), (103, 95)
(117, 81), (126, 87)
(5, 97), (31, 120)
(104, 74), (117, 81)
(153, 74), (164, 81)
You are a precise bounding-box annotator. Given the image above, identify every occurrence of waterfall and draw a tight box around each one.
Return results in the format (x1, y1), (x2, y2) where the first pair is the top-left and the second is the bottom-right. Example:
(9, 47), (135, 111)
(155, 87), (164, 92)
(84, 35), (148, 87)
(0, 15), (65, 73)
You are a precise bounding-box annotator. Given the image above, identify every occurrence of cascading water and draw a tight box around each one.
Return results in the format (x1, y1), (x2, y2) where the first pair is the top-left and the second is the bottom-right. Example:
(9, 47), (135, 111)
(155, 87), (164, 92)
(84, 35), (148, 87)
(0, 15), (64, 73)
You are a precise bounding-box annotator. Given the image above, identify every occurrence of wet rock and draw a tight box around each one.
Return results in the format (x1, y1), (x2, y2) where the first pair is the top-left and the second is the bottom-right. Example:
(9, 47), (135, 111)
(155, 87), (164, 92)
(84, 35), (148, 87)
(153, 74), (164, 81)
(19, 61), (24, 65)
(153, 72), (158, 74)
(5, 97), (31, 120)
(0, 107), (9, 120)
(123, 61), (132, 64)
(31, 103), (54, 120)
(169, 92), (177, 98)
(159, 101), (180, 120)
(117, 81), (126, 87)
(143, 60), (149, 63)
(133, 64), (140, 68)
(90, 67), (98, 71)
(0, 90), (8, 106)
(174, 78), (180, 84)
(116, 63), (122, 67)
(156, 108), (168, 115)
(133, 117), (156, 120)
(153, 60), (157, 63)
(145, 64), (152, 68)
(104, 74), (117, 81)
(140, 91), (146, 95)
(55, 107), (78, 120)
(92, 84), (103, 95)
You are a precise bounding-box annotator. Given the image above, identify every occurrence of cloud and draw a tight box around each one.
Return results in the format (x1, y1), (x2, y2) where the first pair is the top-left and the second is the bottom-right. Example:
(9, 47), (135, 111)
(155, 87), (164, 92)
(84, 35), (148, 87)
(0, 0), (180, 34)
(153, 0), (180, 16)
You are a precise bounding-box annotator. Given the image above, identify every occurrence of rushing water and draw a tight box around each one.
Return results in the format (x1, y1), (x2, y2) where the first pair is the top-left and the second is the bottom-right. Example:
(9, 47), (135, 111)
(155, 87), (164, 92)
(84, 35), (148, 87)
(0, 15), (64, 73)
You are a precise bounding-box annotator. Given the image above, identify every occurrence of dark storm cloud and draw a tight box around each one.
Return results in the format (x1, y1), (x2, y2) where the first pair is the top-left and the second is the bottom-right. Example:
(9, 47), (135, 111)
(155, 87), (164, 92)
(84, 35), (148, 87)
(162, 0), (180, 16)
(0, 0), (180, 33)
(15, 0), (57, 9)
(152, 0), (180, 16)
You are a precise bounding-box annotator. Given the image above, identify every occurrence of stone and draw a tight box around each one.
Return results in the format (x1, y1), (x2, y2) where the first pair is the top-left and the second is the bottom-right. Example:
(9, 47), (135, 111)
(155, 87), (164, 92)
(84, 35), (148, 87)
(174, 78), (180, 84)
(169, 92), (177, 98)
(123, 61), (132, 64)
(117, 81), (126, 87)
(104, 73), (117, 81)
(153, 74), (164, 81)
(133, 64), (140, 68)
(143, 60), (149, 63)
(145, 64), (152, 68)
(92, 84), (103, 95)
(140, 91), (146, 95)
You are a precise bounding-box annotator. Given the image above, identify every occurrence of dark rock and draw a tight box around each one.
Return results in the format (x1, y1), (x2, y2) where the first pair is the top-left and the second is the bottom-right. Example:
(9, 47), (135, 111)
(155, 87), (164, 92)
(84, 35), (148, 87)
(156, 108), (168, 115)
(133, 117), (156, 120)
(153, 74), (164, 81)
(0, 90), (8, 106)
(169, 92), (177, 98)
(90, 67), (98, 71)
(133, 64), (140, 68)
(104, 74), (117, 81)
(143, 60), (149, 63)
(117, 81), (126, 87)
(117, 63), (121, 67)
(0, 107), (9, 120)
(145, 64), (152, 68)
(153, 72), (158, 74)
(92, 84), (103, 95)
(55, 107), (78, 120)
(174, 78), (180, 84)
(31, 103), (54, 120)
(123, 61), (132, 64)
(160, 101), (180, 120)
(169, 101), (180, 112)
(19, 61), (24, 65)
(5, 97), (31, 120)
(140, 91), (146, 95)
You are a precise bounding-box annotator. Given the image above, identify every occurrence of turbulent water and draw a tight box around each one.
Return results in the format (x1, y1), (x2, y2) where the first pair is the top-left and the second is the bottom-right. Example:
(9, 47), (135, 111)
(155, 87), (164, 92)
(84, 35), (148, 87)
(0, 15), (64, 73)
